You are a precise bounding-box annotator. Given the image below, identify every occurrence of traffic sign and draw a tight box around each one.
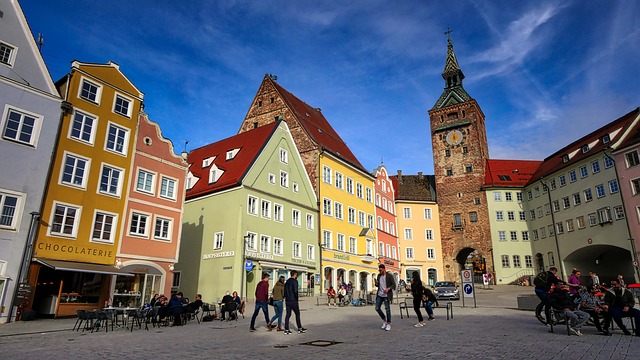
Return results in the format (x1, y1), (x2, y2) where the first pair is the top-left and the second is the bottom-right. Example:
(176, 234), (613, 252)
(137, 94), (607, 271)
(463, 283), (474, 298)
(245, 260), (254, 272)
(461, 269), (472, 283)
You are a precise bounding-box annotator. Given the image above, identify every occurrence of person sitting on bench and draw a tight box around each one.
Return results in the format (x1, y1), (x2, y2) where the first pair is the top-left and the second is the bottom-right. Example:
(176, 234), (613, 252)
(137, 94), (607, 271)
(327, 286), (338, 306)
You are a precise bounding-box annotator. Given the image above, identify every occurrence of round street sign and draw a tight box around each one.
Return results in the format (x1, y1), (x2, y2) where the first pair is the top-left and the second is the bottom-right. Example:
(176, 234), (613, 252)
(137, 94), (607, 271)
(461, 269), (472, 283)
(245, 260), (254, 272)
(463, 283), (474, 297)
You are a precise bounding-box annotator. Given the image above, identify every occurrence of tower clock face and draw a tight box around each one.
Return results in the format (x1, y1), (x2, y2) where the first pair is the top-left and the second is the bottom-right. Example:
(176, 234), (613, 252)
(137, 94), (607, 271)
(445, 129), (464, 147)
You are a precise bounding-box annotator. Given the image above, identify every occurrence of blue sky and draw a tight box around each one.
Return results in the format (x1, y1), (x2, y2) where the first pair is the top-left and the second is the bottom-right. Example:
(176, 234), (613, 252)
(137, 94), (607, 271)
(21, 0), (640, 175)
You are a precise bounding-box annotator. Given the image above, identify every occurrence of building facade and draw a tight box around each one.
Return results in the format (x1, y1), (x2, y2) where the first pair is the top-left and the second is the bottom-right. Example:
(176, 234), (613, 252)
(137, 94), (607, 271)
(178, 121), (319, 302)
(113, 111), (187, 307)
(0, 0), (62, 322)
(373, 165), (400, 281)
(429, 37), (492, 281)
(29, 61), (143, 317)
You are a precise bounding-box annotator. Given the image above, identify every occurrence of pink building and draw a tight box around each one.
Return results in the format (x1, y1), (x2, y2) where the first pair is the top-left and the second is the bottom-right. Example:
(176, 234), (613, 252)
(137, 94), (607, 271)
(112, 111), (187, 306)
(373, 165), (401, 280)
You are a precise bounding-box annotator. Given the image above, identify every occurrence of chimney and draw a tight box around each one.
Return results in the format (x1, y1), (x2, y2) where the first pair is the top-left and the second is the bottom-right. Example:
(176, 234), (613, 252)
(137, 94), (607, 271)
(418, 172), (423, 178)
(315, 108), (322, 113)
(397, 170), (402, 183)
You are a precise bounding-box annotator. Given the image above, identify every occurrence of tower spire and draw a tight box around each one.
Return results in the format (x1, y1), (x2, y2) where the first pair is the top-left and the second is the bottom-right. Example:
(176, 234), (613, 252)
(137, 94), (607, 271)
(442, 28), (464, 89)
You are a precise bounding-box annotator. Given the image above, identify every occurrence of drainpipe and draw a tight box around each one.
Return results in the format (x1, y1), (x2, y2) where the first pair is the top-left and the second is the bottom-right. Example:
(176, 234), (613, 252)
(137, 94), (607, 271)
(540, 178), (564, 280)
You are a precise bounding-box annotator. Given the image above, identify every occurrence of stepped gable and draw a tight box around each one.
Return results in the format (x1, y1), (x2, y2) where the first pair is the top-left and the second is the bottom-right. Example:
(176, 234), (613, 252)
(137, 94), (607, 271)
(186, 121), (279, 199)
(390, 172), (436, 202)
(270, 78), (366, 172)
(528, 108), (640, 185)
(484, 159), (542, 188)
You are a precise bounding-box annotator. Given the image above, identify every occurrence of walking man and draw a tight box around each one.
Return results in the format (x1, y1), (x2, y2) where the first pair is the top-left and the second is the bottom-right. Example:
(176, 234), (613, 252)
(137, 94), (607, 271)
(250, 273), (271, 331)
(374, 264), (396, 331)
(284, 270), (306, 334)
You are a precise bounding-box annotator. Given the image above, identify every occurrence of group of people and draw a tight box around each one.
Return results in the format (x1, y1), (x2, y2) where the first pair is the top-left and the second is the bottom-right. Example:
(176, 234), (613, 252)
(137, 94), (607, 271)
(219, 291), (242, 320)
(250, 270), (306, 335)
(326, 284), (350, 306)
(535, 267), (640, 336)
(150, 292), (203, 326)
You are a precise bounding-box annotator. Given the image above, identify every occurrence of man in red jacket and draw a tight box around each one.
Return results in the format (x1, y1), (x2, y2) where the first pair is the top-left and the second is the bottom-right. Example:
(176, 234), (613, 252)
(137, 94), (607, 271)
(250, 273), (272, 331)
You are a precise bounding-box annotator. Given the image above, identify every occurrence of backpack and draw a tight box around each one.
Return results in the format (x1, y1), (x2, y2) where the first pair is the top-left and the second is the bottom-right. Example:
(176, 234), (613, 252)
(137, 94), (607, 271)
(533, 272), (547, 289)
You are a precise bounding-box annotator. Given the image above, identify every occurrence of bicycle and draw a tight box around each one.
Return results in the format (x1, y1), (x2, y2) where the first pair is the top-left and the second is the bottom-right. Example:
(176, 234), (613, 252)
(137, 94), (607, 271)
(535, 301), (566, 326)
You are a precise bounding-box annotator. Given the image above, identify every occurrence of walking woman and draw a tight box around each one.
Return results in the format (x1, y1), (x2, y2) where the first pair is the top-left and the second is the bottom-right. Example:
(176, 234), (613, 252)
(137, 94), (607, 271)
(269, 276), (285, 331)
(410, 271), (426, 327)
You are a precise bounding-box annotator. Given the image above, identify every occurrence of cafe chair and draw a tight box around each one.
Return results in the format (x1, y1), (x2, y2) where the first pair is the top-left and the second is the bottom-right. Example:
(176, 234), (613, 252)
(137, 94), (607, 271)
(94, 310), (114, 333)
(73, 310), (87, 331)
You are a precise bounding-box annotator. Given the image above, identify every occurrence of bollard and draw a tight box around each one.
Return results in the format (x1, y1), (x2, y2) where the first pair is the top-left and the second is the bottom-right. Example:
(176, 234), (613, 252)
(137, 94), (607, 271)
(446, 301), (453, 320)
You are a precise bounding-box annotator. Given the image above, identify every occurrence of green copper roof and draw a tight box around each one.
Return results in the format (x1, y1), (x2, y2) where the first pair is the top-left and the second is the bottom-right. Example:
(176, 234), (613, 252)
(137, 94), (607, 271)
(432, 37), (472, 110)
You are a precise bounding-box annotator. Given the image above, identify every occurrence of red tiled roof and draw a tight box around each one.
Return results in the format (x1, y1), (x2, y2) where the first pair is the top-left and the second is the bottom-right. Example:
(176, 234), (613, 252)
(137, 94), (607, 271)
(390, 173), (437, 202)
(185, 122), (279, 200)
(527, 108), (640, 185)
(484, 159), (542, 188)
(269, 78), (367, 172)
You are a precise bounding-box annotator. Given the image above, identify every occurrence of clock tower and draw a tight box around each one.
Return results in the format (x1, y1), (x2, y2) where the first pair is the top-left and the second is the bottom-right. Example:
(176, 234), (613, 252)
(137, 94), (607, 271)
(428, 35), (492, 281)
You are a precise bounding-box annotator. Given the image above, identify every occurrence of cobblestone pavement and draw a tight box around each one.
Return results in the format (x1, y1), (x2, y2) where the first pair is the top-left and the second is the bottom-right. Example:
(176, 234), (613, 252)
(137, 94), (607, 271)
(1, 286), (639, 359)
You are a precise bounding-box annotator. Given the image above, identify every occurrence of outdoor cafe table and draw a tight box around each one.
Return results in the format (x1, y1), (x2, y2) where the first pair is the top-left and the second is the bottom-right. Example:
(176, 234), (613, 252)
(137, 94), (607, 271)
(102, 307), (139, 328)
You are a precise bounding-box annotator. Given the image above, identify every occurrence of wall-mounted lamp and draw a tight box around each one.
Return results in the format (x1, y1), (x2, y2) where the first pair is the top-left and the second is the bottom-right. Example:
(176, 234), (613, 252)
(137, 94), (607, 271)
(595, 259), (599, 265)
(169, 263), (175, 271)
(115, 259), (122, 269)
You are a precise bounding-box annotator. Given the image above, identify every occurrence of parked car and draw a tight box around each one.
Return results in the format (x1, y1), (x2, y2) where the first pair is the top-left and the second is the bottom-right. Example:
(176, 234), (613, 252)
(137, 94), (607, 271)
(433, 281), (459, 300)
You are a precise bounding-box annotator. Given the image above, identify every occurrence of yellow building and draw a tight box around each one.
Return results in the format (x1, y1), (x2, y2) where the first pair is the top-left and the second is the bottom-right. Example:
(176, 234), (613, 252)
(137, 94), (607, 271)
(319, 152), (378, 295)
(29, 61), (143, 317)
(391, 172), (444, 286)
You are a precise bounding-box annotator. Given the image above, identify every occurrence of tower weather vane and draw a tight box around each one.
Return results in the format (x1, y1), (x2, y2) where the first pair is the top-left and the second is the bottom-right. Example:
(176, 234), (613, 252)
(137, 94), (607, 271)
(445, 27), (453, 44)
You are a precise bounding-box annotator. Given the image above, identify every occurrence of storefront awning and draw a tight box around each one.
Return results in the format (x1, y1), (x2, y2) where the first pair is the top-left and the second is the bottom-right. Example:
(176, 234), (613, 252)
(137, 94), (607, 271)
(258, 261), (284, 269)
(285, 264), (309, 272)
(35, 259), (134, 276)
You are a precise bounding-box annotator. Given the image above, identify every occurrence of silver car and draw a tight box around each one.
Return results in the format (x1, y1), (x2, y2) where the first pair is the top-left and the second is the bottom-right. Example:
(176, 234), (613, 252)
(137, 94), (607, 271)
(433, 281), (459, 300)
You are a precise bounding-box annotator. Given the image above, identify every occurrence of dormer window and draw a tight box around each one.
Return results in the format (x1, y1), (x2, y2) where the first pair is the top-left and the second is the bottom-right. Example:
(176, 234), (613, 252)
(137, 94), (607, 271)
(209, 165), (224, 184)
(581, 145), (589, 154)
(498, 175), (512, 181)
(562, 154), (569, 163)
(602, 134), (610, 144)
(202, 157), (215, 168)
(226, 148), (240, 160)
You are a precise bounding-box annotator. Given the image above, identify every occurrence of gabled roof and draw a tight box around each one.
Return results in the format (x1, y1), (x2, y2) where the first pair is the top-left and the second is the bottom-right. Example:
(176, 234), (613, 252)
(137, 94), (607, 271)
(484, 159), (542, 188)
(70, 61), (144, 100)
(185, 121), (279, 200)
(528, 108), (640, 185)
(267, 77), (367, 172)
(390, 172), (436, 202)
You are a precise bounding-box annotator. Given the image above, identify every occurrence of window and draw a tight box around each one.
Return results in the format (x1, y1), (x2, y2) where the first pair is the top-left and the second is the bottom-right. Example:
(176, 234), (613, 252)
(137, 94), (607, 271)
(580, 165), (588, 178)
(50, 203), (80, 237)
(136, 169), (155, 194)
(516, 192), (523, 202)
(375, 194), (381, 207)
(337, 234), (345, 252)
(154, 217), (171, 240)
(465, 165), (473, 173)
(614, 206), (625, 220)
(406, 247), (414, 260)
(113, 94), (132, 117)
(532, 229), (539, 241)
(559, 175), (566, 186)
(496, 211), (504, 221)
(260, 235), (270, 253)
(584, 188), (593, 202)
(213, 232), (224, 250)
(70, 111), (96, 144)
(346, 178), (354, 194)
(609, 180), (619, 194)
(2, 107), (41, 146)
(366, 188), (372, 202)
(274, 238), (283, 255)
(348, 207), (356, 224)
(446, 169), (453, 176)
(425, 229), (433, 240)
(423, 208), (432, 220)
(130, 212), (149, 236)
(99, 164), (122, 196)
(552, 200), (560, 212)
(453, 213), (462, 227)
(445, 149), (450, 157)
(323, 166), (332, 184)
(527, 191), (533, 200)
(335, 172), (343, 189)
(349, 237), (357, 254)
(172, 271), (181, 288)
(569, 170), (577, 182)
(261, 200), (271, 219)
(592, 160), (600, 174)
(469, 211), (478, 222)
(525, 255), (533, 268)
(522, 231), (529, 241)
(604, 156), (614, 168)
(562, 197), (570, 209)
(0, 191), (21, 230)
(427, 248), (436, 260)
(529, 210), (536, 220)
(368, 214), (374, 229)
(292, 242), (301, 258)
(292, 209), (301, 226)
(159, 177), (177, 200)
(549, 180), (556, 190)
(513, 255), (521, 268)
(334, 202), (343, 220)
(280, 171), (288, 188)
(540, 206), (545, 217)
(292, 182), (299, 193)
(556, 222), (564, 234)
(548, 224), (555, 236)
(501, 255), (510, 268)
(61, 153), (89, 188)
(597, 207), (611, 224)
(247, 196), (258, 215)
(0, 41), (16, 66)
(576, 216), (586, 229)
(79, 78), (101, 103)
(626, 151), (640, 167)
(505, 192), (512, 201)
(595, 184), (606, 198)
(306, 213), (314, 229)
(404, 228), (413, 240)
(588, 213), (598, 226)
(566, 219), (575, 232)
(323, 198), (332, 216)
(245, 233), (257, 251)
(268, 173), (276, 184)
(105, 123), (129, 155)
(548, 252), (555, 266)
(462, 146), (468, 153)
(573, 193), (581, 206)
(356, 183), (363, 199)
(632, 179), (640, 195)
(358, 211), (365, 227)
(534, 186), (540, 197)
(494, 192), (502, 202)
(498, 231), (506, 241)
(507, 211), (515, 221)
(322, 230), (332, 249)
(279, 148), (288, 164)
(307, 245), (315, 260)
(403, 207), (411, 219)
(540, 227), (546, 238)
(519, 211), (526, 221)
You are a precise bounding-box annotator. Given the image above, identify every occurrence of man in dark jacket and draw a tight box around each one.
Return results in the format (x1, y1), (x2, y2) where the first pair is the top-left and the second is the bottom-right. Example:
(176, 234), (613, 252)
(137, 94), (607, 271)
(549, 283), (589, 335)
(603, 279), (640, 336)
(534, 266), (562, 325)
(374, 264), (396, 331)
(283, 270), (306, 334)
(250, 273), (271, 331)
(168, 292), (184, 326)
